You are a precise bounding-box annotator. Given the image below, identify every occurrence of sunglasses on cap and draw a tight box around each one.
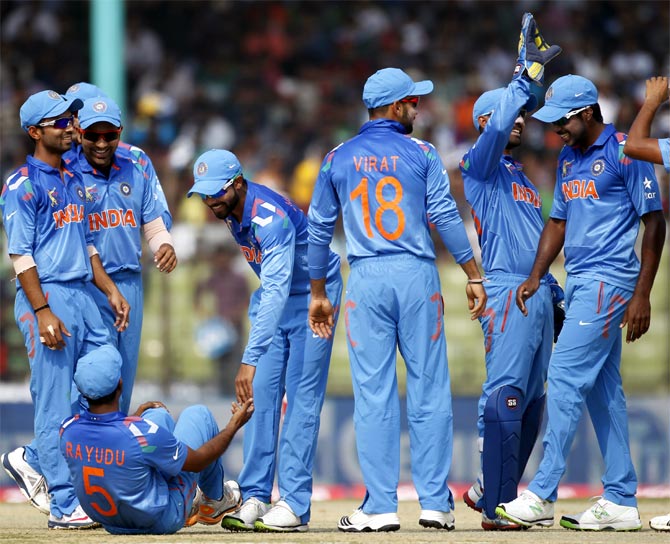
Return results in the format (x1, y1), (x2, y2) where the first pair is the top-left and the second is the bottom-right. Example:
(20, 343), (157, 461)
(399, 96), (420, 107)
(552, 105), (590, 127)
(79, 128), (122, 142)
(37, 116), (74, 129)
(200, 177), (237, 200)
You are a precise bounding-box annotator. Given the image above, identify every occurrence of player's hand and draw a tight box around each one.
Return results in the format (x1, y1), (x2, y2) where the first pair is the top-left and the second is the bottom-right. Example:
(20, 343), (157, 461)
(37, 309), (71, 350)
(154, 243), (177, 273)
(309, 295), (334, 339)
(515, 12), (562, 84)
(644, 76), (669, 108)
(230, 398), (254, 429)
(235, 363), (255, 404)
(133, 401), (168, 417)
(620, 292), (651, 343)
(108, 290), (130, 332)
(516, 277), (540, 316)
(466, 282), (487, 320)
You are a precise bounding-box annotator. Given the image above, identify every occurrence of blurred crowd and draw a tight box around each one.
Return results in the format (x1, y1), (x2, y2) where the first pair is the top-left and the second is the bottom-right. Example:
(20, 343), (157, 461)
(1, 0), (669, 382)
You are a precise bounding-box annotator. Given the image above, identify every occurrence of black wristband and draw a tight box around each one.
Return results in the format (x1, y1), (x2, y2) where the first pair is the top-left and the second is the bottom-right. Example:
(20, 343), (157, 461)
(34, 304), (50, 313)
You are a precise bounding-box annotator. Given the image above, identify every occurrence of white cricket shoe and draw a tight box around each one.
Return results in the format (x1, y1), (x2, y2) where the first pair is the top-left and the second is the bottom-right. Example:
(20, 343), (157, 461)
(1, 446), (50, 515)
(338, 508), (400, 532)
(48, 505), (99, 530)
(495, 489), (554, 527)
(559, 497), (641, 531)
(419, 509), (455, 530)
(221, 496), (270, 531)
(198, 480), (241, 525)
(650, 513), (670, 531)
(463, 477), (483, 512)
(254, 499), (308, 532)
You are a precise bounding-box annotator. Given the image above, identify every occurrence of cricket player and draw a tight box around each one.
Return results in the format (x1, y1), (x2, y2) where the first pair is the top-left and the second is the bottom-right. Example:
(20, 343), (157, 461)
(61, 345), (252, 534)
(623, 75), (670, 533)
(497, 74), (666, 531)
(460, 13), (563, 530)
(307, 67), (486, 532)
(188, 149), (343, 532)
(0, 90), (129, 529)
(65, 95), (176, 413)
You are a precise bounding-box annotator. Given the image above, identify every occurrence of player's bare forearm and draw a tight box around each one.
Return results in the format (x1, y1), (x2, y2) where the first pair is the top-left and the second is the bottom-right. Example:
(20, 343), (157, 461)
(517, 218), (565, 314)
(458, 258), (487, 319)
(621, 210), (666, 342)
(17, 266), (70, 349)
(624, 77), (668, 164)
(181, 399), (254, 472)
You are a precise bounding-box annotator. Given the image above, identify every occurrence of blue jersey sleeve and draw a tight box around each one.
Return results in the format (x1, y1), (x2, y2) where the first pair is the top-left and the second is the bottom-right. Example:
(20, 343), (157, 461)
(135, 418), (188, 478)
(2, 167), (38, 256)
(308, 148), (341, 279)
(425, 148), (473, 264)
(661, 138), (670, 173)
(241, 218), (295, 366)
(621, 153), (663, 217)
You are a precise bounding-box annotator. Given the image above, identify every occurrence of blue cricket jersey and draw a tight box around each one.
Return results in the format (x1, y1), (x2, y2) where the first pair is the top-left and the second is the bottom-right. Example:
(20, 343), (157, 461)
(460, 79), (546, 277)
(60, 410), (188, 533)
(308, 119), (472, 278)
(660, 137), (670, 172)
(550, 124), (662, 289)
(0, 156), (93, 283)
(64, 146), (168, 274)
(225, 181), (340, 366)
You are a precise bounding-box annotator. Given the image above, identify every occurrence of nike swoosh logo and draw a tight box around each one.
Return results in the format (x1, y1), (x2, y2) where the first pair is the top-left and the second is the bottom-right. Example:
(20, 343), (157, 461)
(173, 447), (179, 460)
(5, 211), (17, 220)
(579, 320), (592, 326)
(575, 92), (584, 97)
(312, 333), (321, 339)
(442, 169), (447, 175)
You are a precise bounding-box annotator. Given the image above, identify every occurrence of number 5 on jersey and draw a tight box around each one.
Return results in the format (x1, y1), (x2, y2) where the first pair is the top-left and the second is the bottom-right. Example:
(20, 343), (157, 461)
(350, 176), (405, 241)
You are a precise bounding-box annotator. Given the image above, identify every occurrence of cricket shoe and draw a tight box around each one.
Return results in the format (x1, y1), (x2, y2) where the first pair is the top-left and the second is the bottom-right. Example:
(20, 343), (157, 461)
(338, 508), (400, 532)
(463, 477), (483, 512)
(48, 505), (100, 530)
(650, 513), (670, 531)
(559, 497), (641, 531)
(198, 480), (241, 525)
(495, 490), (554, 527)
(254, 500), (308, 532)
(184, 487), (202, 527)
(482, 512), (527, 530)
(1, 446), (50, 515)
(419, 509), (455, 530)
(221, 496), (270, 531)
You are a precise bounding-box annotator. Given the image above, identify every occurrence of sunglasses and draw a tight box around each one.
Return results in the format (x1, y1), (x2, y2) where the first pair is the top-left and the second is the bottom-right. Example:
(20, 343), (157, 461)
(200, 179), (236, 200)
(37, 116), (74, 129)
(399, 96), (420, 107)
(80, 128), (122, 142)
(552, 106), (590, 127)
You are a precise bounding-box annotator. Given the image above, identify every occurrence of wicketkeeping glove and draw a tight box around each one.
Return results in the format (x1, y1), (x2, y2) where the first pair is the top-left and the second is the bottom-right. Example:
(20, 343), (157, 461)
(514, 12), (562, 85)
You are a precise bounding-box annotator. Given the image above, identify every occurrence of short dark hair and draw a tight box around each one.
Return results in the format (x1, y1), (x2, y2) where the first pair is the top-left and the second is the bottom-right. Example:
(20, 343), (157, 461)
(590, 103), (603, 123)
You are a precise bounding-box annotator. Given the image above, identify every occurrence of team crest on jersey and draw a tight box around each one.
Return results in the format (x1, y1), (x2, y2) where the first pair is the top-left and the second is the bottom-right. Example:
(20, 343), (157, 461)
(590, 159), (605, 176)
(561, 159), (574, 178)
(84, 185), (98, 202)
(74, 185), (86, 201)
(196, 161), (208, 176)
(47, 187), (63, 207)
(119, 182), (132, 196)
